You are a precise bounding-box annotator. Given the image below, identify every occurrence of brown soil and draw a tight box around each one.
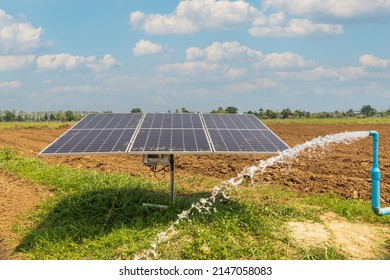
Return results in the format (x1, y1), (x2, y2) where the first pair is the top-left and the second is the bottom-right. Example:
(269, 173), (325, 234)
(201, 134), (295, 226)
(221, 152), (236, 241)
(287, 212), (389, 259)
(1, 123), (390, 258)
(0, 170), (52, 259)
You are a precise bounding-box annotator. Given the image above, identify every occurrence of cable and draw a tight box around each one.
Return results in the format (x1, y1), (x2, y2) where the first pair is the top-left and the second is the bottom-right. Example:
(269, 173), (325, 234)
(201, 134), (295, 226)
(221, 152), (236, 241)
(149, 164), (168, 180)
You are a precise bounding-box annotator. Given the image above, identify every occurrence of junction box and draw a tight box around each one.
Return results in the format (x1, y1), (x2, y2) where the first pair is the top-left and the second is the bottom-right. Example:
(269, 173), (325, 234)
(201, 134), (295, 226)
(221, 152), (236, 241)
(142, 154), (170, 166)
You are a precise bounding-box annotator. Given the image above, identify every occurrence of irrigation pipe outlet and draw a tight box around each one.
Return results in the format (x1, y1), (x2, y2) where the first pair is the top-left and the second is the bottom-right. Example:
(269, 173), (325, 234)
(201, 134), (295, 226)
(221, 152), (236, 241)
(369, 131), (390, 216)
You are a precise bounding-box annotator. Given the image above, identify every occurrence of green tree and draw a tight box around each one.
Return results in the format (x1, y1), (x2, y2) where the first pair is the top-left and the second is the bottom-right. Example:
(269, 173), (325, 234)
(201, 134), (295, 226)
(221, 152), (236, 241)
(360, 105), (377, 117)
(258, 108), (264, 117)
(346, 109), (355, 117)
(281, 108), (292, 119)
(293, 109), (304, 118)
(56, 111), (65, 122)
(181, 107), (190, 113)
(65, 110), (75, 121)
(17, 110), (29, 122)
(3, 110), (16, 122)
(265, 109), (277, 119)
(225, 106), (238, 114)
(211, 107), (225, 114)
(131, 108), (142, 113)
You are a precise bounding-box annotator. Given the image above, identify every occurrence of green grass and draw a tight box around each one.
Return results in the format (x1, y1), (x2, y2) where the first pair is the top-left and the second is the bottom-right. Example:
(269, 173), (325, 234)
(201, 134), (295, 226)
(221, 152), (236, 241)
(1, 147), (389, 260)
(0, 121), (70, 130)
(302, 245), (346, 260)
(303, 195), (390, 224)
(263, 117), (390, 125)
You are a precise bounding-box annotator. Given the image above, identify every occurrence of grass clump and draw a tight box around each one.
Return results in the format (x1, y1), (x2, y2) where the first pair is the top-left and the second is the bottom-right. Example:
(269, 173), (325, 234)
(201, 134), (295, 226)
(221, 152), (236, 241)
(303, 195), (390, 224)
(0, 146), (19, 160)
(302, 245), (346, 260)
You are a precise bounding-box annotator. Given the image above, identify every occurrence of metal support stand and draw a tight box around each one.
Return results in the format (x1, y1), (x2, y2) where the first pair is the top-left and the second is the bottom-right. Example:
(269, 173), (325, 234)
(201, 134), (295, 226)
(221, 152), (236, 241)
(170, 154), (175, 204)
(142, 154), (175, 208)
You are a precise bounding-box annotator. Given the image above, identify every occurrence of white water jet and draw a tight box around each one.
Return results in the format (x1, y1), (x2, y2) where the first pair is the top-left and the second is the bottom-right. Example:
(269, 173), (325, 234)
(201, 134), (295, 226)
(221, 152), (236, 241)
(134, 131), (370, 260)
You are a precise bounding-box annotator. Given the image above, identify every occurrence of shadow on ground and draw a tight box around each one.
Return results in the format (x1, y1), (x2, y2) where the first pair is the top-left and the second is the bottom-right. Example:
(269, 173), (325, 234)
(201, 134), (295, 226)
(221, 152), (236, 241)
(14, 184), (215, 257)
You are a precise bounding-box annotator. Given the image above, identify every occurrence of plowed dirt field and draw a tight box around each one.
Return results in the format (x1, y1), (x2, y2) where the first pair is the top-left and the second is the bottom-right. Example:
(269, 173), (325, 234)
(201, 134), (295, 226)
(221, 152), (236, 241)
(1, 122), (390, 259)
(1, 123), (390, 203)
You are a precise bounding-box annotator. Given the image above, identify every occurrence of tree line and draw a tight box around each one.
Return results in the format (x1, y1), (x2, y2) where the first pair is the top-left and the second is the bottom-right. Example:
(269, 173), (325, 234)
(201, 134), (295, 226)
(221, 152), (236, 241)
(0, 110), (94, 122)
(245, 105), (388, 119)
(0, 105), (388, 122)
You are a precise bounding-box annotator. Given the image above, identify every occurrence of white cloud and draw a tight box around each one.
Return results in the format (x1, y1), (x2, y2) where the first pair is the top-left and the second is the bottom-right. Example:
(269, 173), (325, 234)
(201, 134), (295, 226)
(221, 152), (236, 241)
(132, 39), (163, 56)
(128, 0), (388, 39)
(262, 0), (390, 21)
(0, 80), (22, 89)
(130, 0), (259, 34)
(260, 52), (316, 69)
(0, 55), (35, 71)
(276, 66), (366, 81)
(0, 9), (43, 53)
(186, 41), (263, 62)
(186, 41), (315, 69)
(249, 14), (343, 38)
(157, 61), (245, 80)
(226, 67), (247, 79)
(37, 53), (95, 71)
(37, 53), (119, 73)
(87, 54), (120, 74)
(359, 54), (390, 68)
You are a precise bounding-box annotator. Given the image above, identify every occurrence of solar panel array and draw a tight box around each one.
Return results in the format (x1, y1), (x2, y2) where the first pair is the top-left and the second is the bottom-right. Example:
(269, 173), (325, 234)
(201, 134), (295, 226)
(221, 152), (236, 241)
(40, 113), (289, 155)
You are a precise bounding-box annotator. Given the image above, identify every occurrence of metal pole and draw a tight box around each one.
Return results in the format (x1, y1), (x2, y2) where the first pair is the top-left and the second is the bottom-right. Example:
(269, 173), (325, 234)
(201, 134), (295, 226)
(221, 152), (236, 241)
(170, 154), (175, 204)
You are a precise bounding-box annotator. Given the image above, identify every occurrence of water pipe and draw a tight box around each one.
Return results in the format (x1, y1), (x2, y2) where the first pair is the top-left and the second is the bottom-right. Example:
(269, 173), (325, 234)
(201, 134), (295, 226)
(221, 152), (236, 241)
(369, 131), (390, 216)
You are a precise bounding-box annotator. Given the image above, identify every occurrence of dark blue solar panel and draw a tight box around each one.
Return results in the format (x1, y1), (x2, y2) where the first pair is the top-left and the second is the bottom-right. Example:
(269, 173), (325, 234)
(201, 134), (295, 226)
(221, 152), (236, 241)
(202, 114), (289, 153)
(40, 128), (137, 154)
(141, 113), (203, 129)
(72, 113), (141, 130)
(40, 113), (142, 155)
(202, 114), (267, 130)
(130, 113), (211, 153)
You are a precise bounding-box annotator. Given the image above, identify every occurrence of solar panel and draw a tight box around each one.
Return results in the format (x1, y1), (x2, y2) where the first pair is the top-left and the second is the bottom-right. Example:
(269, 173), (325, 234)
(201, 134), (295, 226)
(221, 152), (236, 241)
(202, 114), (289, 153)
(129, 113), (212, 153)
(40, 112), (289, 155)
(39, 113), (142, 155)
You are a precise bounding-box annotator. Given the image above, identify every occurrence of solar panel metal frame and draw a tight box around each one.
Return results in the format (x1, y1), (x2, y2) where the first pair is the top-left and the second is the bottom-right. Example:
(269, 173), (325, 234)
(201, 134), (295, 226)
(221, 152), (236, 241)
(39, 112), (290, 156)
(39, 113), (143, 156)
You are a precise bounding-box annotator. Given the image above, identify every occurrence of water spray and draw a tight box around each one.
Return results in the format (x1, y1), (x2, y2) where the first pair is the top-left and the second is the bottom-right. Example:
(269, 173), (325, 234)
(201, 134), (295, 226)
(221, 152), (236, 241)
(135, 131), (382, 259)
(369, 131), (390, 216)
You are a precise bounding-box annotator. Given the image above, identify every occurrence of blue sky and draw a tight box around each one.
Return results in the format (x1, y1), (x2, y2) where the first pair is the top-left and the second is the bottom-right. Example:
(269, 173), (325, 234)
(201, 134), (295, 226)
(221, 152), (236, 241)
(1, 0), (390, 113)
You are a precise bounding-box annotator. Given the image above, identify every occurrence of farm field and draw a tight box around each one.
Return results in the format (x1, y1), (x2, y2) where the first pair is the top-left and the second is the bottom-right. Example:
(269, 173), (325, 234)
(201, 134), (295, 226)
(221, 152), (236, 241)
(1, 121), (390, 260)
